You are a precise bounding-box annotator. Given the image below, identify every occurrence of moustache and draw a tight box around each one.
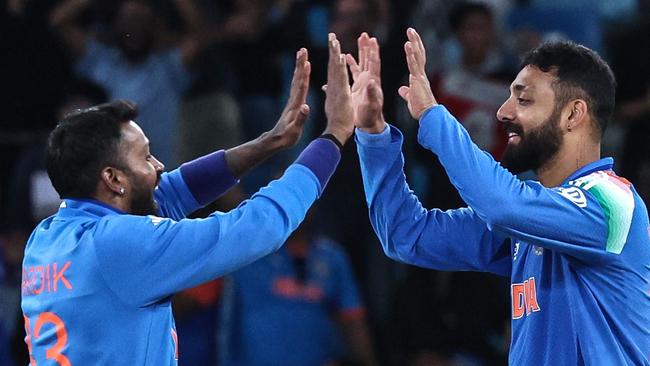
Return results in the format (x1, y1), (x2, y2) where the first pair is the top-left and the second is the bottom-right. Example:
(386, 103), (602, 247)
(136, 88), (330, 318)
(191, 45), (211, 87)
(503, 122), (524, 136)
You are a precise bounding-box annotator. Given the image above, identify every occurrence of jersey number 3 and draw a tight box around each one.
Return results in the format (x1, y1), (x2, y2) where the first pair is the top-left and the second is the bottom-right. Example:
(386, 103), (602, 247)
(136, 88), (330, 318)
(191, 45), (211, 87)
(24, 312), (72, 366)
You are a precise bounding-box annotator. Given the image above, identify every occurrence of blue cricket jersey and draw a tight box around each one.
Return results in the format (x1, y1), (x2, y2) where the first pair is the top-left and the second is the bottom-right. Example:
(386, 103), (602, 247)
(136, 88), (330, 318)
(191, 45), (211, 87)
(355, 105), (650, 365)
(219, 237), (365, 366)
(21, 141), (338, 365)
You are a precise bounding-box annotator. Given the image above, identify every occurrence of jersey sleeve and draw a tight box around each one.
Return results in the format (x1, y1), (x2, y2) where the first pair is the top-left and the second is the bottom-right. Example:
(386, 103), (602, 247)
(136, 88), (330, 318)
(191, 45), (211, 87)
(154, 150), (239, 220)
(355, 125), (511, 276)
(92, 164), (322, 306)
(417, 105), (626, 263)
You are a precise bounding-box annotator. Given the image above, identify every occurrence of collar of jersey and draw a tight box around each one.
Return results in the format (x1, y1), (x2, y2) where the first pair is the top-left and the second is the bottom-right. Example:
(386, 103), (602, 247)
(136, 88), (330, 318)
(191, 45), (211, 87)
(58, 198), (126, 218)
(563, 157), (614, 184)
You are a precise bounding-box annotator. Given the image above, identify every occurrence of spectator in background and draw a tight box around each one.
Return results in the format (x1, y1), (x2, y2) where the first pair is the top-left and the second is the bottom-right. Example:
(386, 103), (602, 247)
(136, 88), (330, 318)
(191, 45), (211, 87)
(411, 1), (511, 211)
(49, 0), (207, 168)
(219, 211), (378, 366)
(435, 1), (510, 156)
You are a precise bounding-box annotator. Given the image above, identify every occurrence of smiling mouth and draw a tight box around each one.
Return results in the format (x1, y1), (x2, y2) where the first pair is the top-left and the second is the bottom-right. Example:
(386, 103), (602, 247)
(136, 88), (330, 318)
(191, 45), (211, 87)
(507, 132), (521, 144)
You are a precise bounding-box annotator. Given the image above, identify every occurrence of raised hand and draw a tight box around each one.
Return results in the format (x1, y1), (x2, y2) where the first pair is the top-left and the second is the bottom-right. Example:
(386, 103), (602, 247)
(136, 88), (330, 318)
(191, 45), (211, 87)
(347, 32), (385, 133)
(225, 48), (311, 177)
(398, 28), (437, 120)
(268, 48), (311, 149)
(323, 33), (355, 145)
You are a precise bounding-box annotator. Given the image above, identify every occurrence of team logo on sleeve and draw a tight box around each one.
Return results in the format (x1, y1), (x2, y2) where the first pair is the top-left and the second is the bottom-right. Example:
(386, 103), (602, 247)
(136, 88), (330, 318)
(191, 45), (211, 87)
(557, 187), (587, 208)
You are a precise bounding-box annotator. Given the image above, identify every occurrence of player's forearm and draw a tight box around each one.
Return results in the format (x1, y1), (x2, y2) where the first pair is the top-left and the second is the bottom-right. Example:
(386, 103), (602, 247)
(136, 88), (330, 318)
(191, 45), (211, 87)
(416, 106), (611, 260)
(355, 125), (510, 274)
(187, 139), (341, 284)
(417, 105), (522, 225)
(178, 150), (238, 206)
(224, 130), (285, 178)
(355, 125), (437, 265)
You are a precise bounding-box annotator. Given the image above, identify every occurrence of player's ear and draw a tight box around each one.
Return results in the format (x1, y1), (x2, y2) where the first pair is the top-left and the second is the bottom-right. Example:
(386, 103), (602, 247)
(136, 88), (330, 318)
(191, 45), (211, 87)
(101, 166), (127, 196)
(565, 99), (588, 132)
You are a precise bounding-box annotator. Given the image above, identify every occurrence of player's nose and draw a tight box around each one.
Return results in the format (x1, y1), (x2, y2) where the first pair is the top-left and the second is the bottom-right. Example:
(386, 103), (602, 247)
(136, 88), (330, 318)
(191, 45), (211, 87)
(497, 97), (515, 123)
(151, 155), (165, 172)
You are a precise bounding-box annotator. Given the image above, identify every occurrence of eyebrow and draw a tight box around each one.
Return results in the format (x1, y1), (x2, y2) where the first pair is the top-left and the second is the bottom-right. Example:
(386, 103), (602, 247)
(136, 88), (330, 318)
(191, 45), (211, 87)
(511, 83), (528, 92)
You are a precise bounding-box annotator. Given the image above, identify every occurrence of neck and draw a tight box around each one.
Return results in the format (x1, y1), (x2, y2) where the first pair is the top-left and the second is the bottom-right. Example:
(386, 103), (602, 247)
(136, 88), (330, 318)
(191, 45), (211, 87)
(536, 136), (601, 187)
(94, 190), (130, 213)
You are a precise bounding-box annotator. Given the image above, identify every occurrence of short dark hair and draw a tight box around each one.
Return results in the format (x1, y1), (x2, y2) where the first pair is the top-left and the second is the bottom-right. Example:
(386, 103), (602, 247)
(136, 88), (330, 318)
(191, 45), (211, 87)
(449, 1), (492, 32)
(46, 100), (138, 199)
(521, 41), (616, 137)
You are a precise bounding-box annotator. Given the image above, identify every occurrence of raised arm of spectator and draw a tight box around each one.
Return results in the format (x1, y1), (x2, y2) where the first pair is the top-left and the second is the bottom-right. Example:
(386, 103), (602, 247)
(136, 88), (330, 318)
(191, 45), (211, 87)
(171, 0), (210, 65)
(49, 0), (91, 57)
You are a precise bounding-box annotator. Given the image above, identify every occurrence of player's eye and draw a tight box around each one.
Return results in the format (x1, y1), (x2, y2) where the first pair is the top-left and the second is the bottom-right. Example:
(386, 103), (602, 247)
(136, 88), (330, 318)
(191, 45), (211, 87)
(517, 98), (530, 106)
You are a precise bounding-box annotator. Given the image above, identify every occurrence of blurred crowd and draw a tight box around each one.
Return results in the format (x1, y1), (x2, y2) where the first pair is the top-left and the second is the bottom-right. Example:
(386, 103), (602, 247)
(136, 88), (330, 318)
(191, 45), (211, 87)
(2, 0), (650, 365)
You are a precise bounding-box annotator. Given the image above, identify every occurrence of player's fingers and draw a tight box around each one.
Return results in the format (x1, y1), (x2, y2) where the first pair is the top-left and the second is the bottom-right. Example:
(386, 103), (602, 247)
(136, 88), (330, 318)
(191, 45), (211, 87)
(294, 104), (310, 127)
(358, 32), (370, 71)
(404, 42), (421, 77)
(369, 37), (381, 78)
(328, 33), (340, 75)
(339, 54), (349, 84)
(295, 61), (311, 105)
(328, 34), (347, 86)
(369, 51), (381, 82)
(346, 54), (361, 81)
(398, 85), (410, 101)
(287, 48), (309, 107)
(407, 28), (426, 68)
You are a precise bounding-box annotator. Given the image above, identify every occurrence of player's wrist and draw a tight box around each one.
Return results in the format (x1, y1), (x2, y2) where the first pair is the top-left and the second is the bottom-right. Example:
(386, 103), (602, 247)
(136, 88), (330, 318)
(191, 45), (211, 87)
(322, 126), (351, 147)
(357, 118), (386, 134)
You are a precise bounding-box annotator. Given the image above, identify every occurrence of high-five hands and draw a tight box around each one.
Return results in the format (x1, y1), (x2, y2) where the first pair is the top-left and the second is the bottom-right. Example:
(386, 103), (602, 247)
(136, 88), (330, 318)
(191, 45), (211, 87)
(268, 48), (311, 149)
(323, 33), (355, 146)
(398, 28), (437, 120)
(346, 32), (385, 133)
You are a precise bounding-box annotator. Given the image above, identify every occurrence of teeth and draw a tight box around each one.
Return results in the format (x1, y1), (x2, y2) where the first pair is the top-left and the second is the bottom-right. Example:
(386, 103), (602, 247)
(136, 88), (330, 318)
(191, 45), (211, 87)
(508, 132), (518, 137)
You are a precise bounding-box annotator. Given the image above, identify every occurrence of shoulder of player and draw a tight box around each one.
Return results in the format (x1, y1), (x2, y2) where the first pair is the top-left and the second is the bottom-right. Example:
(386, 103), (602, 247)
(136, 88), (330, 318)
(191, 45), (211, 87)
(567, 170), (634, 202)
(91, 214), (176, 237)
(567, 170), (635, 254)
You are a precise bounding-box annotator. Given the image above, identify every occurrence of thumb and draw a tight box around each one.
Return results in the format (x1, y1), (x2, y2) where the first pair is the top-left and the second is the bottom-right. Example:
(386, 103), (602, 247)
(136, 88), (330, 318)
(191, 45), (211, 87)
(398, 85), (410, 101)
(295, 104), (310, 127)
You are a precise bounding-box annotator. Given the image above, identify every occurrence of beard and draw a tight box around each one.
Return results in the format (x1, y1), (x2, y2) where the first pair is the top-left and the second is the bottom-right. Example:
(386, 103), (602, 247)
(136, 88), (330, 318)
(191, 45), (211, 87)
(126, 171), (160, 216)
(501, 106), (564, 174)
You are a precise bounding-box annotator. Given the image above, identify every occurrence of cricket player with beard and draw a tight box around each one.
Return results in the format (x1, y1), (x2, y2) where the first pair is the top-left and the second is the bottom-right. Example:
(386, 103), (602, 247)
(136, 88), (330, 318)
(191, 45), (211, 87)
(349, 29), (649, 365)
